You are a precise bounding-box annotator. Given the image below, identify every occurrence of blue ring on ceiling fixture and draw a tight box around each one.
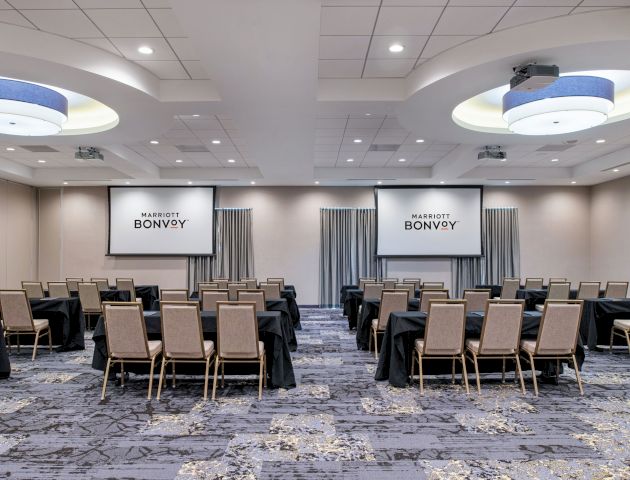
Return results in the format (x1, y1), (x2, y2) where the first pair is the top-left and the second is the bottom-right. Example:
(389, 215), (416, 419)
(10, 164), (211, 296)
(502, 76), (614, 113)
(0, 78), (68, 116)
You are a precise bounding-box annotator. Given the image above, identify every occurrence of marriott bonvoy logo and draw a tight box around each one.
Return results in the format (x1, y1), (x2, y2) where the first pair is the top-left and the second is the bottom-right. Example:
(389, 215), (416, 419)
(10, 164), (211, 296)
(134, 211), (189, 229)
(404, 213), (459, 231)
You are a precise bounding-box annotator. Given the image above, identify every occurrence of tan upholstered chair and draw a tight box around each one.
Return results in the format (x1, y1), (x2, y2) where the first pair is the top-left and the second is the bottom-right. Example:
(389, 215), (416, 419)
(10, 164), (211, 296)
(214, 279), (230, 289)
(499, 278), (520, 299)
(237, 290), (266, 311)
(577, 281), (601, 300)
(524, 278), (544, 290)
(519, 300), (584, 396)
(66, 278), (83, 291)
(201, 289), (229, 311)
(381, 278), (398, 289)
(422, 282), (445, 290)
(21, 281), (44, 299)
(358, 277), (376, 290)
(535, 282), (571, 312)
(370, 290), (408, 358)
(116, 278), (141, 303)
(463, 289), (491, 313)
(465, 300), (526, 394)
(213, 302), (266, 400)
(157, 301), (215, 400)
(259, 282), (281, 300)
(160, 289), (189, 302)
(610, 319), (630, 354)
(0, 290), (51, 360)
(402, 278), (421, 290)
(48, 282), (70, 298)
(411, 300), (469, 395)
(395, 282), (415, 300)
(101, 302), (161, 400)
(91, 278), (110, 292)
(198, 282), (219, 294)
(267, 278), (285, 290)
(227, 283), (247, 301)
(549, 277), (567, 284)
(363, 282), (385, 299)
(604, 281), (629, 298)
(240, 278), (258, 289)
(419, 289), (449, 312)
(78, 282), (102, 330)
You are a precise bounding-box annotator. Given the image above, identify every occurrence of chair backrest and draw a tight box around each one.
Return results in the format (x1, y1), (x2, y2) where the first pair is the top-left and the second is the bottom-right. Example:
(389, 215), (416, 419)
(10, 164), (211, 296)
(524, 277), (544, 289)
(267, 277), (285, 290)
(216, 301), (260, 359)
(259, 282), (281, 300)
(103, 302), (149, 359)
(91, 278), (110, 292)
(198, 282), (219, 293)
(237, 290), (266, 311)
(240, 278), (258, 289)
(21, 281), (44, 299)
(402, 278), (421, 290)
(0, 290), (35, 330)
(160, 301), (204, 359)
(576, 281), (601, 300)
(227, 283), (247, 301)
(213, 279), (230, 289)
(535, 300), (583, 355)
(394, 282), (415, 299)
(48, 282), (70, 298)
(549, 277), (567, 284)
(201, 289), (229, 311)
(546, 282), (571, 300)
(78, 282), (102, 312)
(363, 282), (385, 299)
(116, 278), (136, 301)
(65, 278), (83, 291)
(422, 300), (467, 355)
(376, 290), (409, 330)
(160, 289), (189, 302)
(422, 282), (445, 290)
(500, 278), (520, 299)
(381, 278), (398, 289)
(463, 289), (491, 313)
(605, 281), (629, 298)
(478, 300), (524, 354)
(358, 277), (376, 290)
(419, 289), (449, 312)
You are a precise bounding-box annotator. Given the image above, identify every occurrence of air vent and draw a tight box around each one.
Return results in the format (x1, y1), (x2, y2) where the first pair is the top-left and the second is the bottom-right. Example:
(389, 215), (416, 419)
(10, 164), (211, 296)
(20, 145), (59, 153)
(175, 145), (209, 153)
(535, 144), (574, 152)
(346, 178), (397, 181)
(487, 178), (536, 181)
(368, 144), (400, 152)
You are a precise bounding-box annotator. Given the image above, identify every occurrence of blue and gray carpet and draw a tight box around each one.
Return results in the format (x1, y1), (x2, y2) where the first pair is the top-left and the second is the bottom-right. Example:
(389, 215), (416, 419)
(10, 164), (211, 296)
(0, 308), (628, 479)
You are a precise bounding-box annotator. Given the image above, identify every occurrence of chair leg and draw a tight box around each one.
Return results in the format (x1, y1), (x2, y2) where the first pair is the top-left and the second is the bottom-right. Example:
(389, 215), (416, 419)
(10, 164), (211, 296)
(572, 354), (584, 396)
(501, 358), (506, 383)
(625, 329), (630, 355)
(157, 358), (167, 400)
(451, 358), (456, 384)
(514, 354), (526, 395)
(147, 357), (156, 400)
(211, 358), (220, 400)
(368, 327), (373, 353)
(101, 358), (111, 400)
(418, 353), (424, 396)
(472, 353), (481, 394)
(47, 329), (52, 353)
(528, 353), (538, 396)
(461, 355), (470, 394)
(258, 356), (264, 400)
(172, 362), (176, 388)
(263, 356), (267, 388)
(203, 357), (211, 401)
(120, 361), (125, 387)
(31, 330), (40, 361)
(410, 352), (416, 386)
(610, 327), (615, 352)
(17, 333), (20, 353)
(374, 330), (379, 359)
(556, 359), (560, 383)
(221, 362), (225, 388)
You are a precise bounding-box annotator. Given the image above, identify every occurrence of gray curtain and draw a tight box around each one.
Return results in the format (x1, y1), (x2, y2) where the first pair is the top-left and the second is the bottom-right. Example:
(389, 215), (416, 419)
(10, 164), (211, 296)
(319, 208), (377, 307)
(187, 208), (254, 290)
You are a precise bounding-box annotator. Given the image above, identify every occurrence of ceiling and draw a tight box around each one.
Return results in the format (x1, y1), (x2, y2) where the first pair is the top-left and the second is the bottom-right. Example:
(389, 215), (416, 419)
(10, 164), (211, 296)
(1, 0), (630, 188)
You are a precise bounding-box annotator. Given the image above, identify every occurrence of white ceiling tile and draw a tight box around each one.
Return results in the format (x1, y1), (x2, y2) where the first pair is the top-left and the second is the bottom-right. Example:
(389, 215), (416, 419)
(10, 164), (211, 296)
(420, 35), (476, 58)
(380, 117), (404, 129)
(581, 0), (630, 5)
(75, 0), (143, 7)
(347, 118), (384, 129)
(322, 0), (380, 5)
(433, 6), (510, 35)
(363, 58), (415, 77)
(320, 6), (379, 35)
(315, 144), (341, 153)
(514, 0), (580, 5)
(0, 0), (13, 7)
(141, 0), (171, 6)
(373, 136), (407, 144)
(109, 37), (176, 60)
(368, 35), (428, 59)
(495, 6), (573, 31)
(10, 0), (77, 8)
(0, 10), (35, 27)
(317, 118), (348, 128)
(319, 59), (364, 78)
(314, 157), (337, 167)
(449, 0), (512, 5)
(319, 36), (370, 59)
(182, 61), (210, 79)
(84, 9), (161, 37)
(76, 38), (122, 56)
(361, 151), (394, 166)
(374, 7), (444, 35)
(135, 60), (189, 79)
(20, 9), (102, 37)
(315, 136), (343, 145)
(148, 8), (184, 37)
(316, 127), (347, 136)
(168, 37), (199, 60)
(182, 118), (223, 130)
(344, 128), (378, 137)
(571, 6), (619, 13)
(382, 0), (448, 5)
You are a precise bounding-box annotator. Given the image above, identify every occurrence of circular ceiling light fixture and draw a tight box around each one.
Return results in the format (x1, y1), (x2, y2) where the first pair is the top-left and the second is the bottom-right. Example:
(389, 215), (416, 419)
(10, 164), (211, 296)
(0, 79), (68, 136)
(138, 46), (154, 55)
(389, 43), (404, 53)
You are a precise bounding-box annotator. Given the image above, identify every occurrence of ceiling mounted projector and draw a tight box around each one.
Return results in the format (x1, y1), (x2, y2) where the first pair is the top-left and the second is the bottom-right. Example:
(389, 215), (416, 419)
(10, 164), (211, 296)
(510, 63), (559, 92)
(75, 146), (103, 161)
(478, 146), (506, 161)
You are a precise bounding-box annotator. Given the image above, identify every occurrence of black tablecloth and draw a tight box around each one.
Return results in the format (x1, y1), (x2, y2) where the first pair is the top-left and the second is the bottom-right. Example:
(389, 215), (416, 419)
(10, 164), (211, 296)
(92, 310), (296, 389)
(356, 297), (420, 350)
(48, 289), (131, 302)
(516, 288), (606, 311)
(134, 285), (159, 310)
(0, 322), (9, 379)
(266, 299), (297, 352)
(284, 285), (297, 298)
(280, 289), (301, 330)
(475, 284), (503, 298)
(340, 285), (358, 313)
(580, 298), (630, 349)
(375, 310), (585, 387)
(29, 297), (85, 351)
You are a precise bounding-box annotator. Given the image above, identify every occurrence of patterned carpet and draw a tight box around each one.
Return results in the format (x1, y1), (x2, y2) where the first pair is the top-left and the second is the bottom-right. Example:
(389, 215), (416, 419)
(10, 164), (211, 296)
(0, 308), (629, 479)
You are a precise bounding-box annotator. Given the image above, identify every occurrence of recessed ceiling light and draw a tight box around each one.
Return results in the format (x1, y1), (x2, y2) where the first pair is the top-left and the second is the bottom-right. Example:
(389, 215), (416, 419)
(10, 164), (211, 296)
(613, 168), (620, 172)
(571, 181), (577, 184)
(551, 158), (559, 162)
(37, 159), (46, 163)
(125, 181), (130, 185)
(250, 181), (256, 185)
(388, 43), (404, 53)
(596, 139), (606, 143)
(175, 159), (183, 163)
(62, 181), (68, 185)
(500, 158), (507, 162)
(192, 114), (200, 117)
(365, 113), (371, 116)
(347, 158), (354, 162)
(150, 140), (159, 144)
(187, 181), (193, 185)
(415, 139), (424, 143)
(138, 46), (154, 55)
(314, 181), (320, 185)
(505, 181), (511, 184)
(227, 159), (235, 163)
(439, 181), (445, 184)
(377, 181), (383, 185)
(6, 147), (15, 151)
(212, 139), (221, 144)
(353, 139), (362, 143)
(398, 158), (406, 162)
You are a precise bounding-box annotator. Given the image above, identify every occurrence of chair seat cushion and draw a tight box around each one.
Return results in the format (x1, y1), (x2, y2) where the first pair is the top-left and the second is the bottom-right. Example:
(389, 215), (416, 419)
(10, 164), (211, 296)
(614, 319), (630, 330)
(33, 319), (49, 331)
(415, 339), (424, 352)
(148, 340), (162, 357)
(465, 339), (480, 354)
(258, 341), (265, 356)
(204, 340), (215, 357)
(520, 340), (537, 354)
(466, 338), (516, 355)
(535, 304), (544, 312)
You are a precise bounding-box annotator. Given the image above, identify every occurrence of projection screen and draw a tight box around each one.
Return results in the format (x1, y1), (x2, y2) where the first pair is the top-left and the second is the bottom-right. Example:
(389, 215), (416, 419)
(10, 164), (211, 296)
(376, 187), (482, 257)
(108, 186), (215, 256)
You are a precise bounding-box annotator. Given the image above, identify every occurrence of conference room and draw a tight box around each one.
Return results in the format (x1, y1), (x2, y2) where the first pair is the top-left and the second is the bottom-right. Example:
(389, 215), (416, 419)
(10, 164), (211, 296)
(0, 1), (629, 479)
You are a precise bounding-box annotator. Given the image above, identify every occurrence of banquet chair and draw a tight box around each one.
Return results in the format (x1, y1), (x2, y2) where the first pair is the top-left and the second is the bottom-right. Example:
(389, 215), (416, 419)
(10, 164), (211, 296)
(381, 278), (398, 289)
(0, 290), (51, 360)
(227, 282), (247, 301)
(610, 319), (630, 354)
(201, 289), (229, 311)
(576, 281), (601, 299)
(240, 278), (258, 289)
(422, 282), (445, 290)
(370, 290), (408, 358)
(519, 300), (584, 396)
(394, 282), (415, 300)
(549, 277), (567, 284)
(403, 278), (421, 290)
(358, 277), (376, 290)
(259, 282), (281, 300)
(157, 301), (215, 400)
(237, 290), (266, 311)
(411, 300), (469, 395)
(419, 289), (449, 312)
(198, 282), (219, 293)
(465, 300), (526, 394)
(91, 278), (110, 292)
(214, 279), (230, 289)
(116, 278), (141, 303)
(160, 289), (189, 302)
(463, 289), (491, 313)
(213, 302), (266, 400)
(524, 278), (544, 290)
(101, 302), (161, 400)
(604, 281), (629, 298)
(363, 283), (385, 300)
(499, 278), (520, 299)
(66, 278), (83, 291)
(21, 281), (44, 299)
(535, 282), (570, 312)
(78, 282), (103, 330)
(48, 282), (70, 298)
(267, 277), (285, 290)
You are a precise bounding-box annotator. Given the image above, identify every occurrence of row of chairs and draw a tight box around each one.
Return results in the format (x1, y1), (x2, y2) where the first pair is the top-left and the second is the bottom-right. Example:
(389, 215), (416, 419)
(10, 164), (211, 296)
(498, 279), (628, 300)
(198, 277), (286, 291)
(164, 289), (270, 311)
(196, 283), (283, 301)
(20, 278), (139, 299)
(359, 277), (440, 291)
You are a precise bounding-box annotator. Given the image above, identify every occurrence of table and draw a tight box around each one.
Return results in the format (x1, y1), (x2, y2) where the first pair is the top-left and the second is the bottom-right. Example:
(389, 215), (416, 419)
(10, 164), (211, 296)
(340, 285), (358, 314)
(135, 285), (160, 311)
(475, 284), (504, 298)
(29, 297), (85, 352)
(356, 297), (420, 350)
(280, 289), (301, 330)
(516, 288), (606, 311)
(92, 310), (296, 389)
(580, 298), (630, 349)
(46, 289), (131, 302)
(0, 321), (9, 379)
(375, 310), (585, 387)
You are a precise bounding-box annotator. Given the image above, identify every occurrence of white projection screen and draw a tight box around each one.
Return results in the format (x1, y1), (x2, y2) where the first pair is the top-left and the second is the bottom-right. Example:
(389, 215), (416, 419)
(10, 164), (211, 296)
(108, 187), (215, 256)
(376, 187), (482, 257)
